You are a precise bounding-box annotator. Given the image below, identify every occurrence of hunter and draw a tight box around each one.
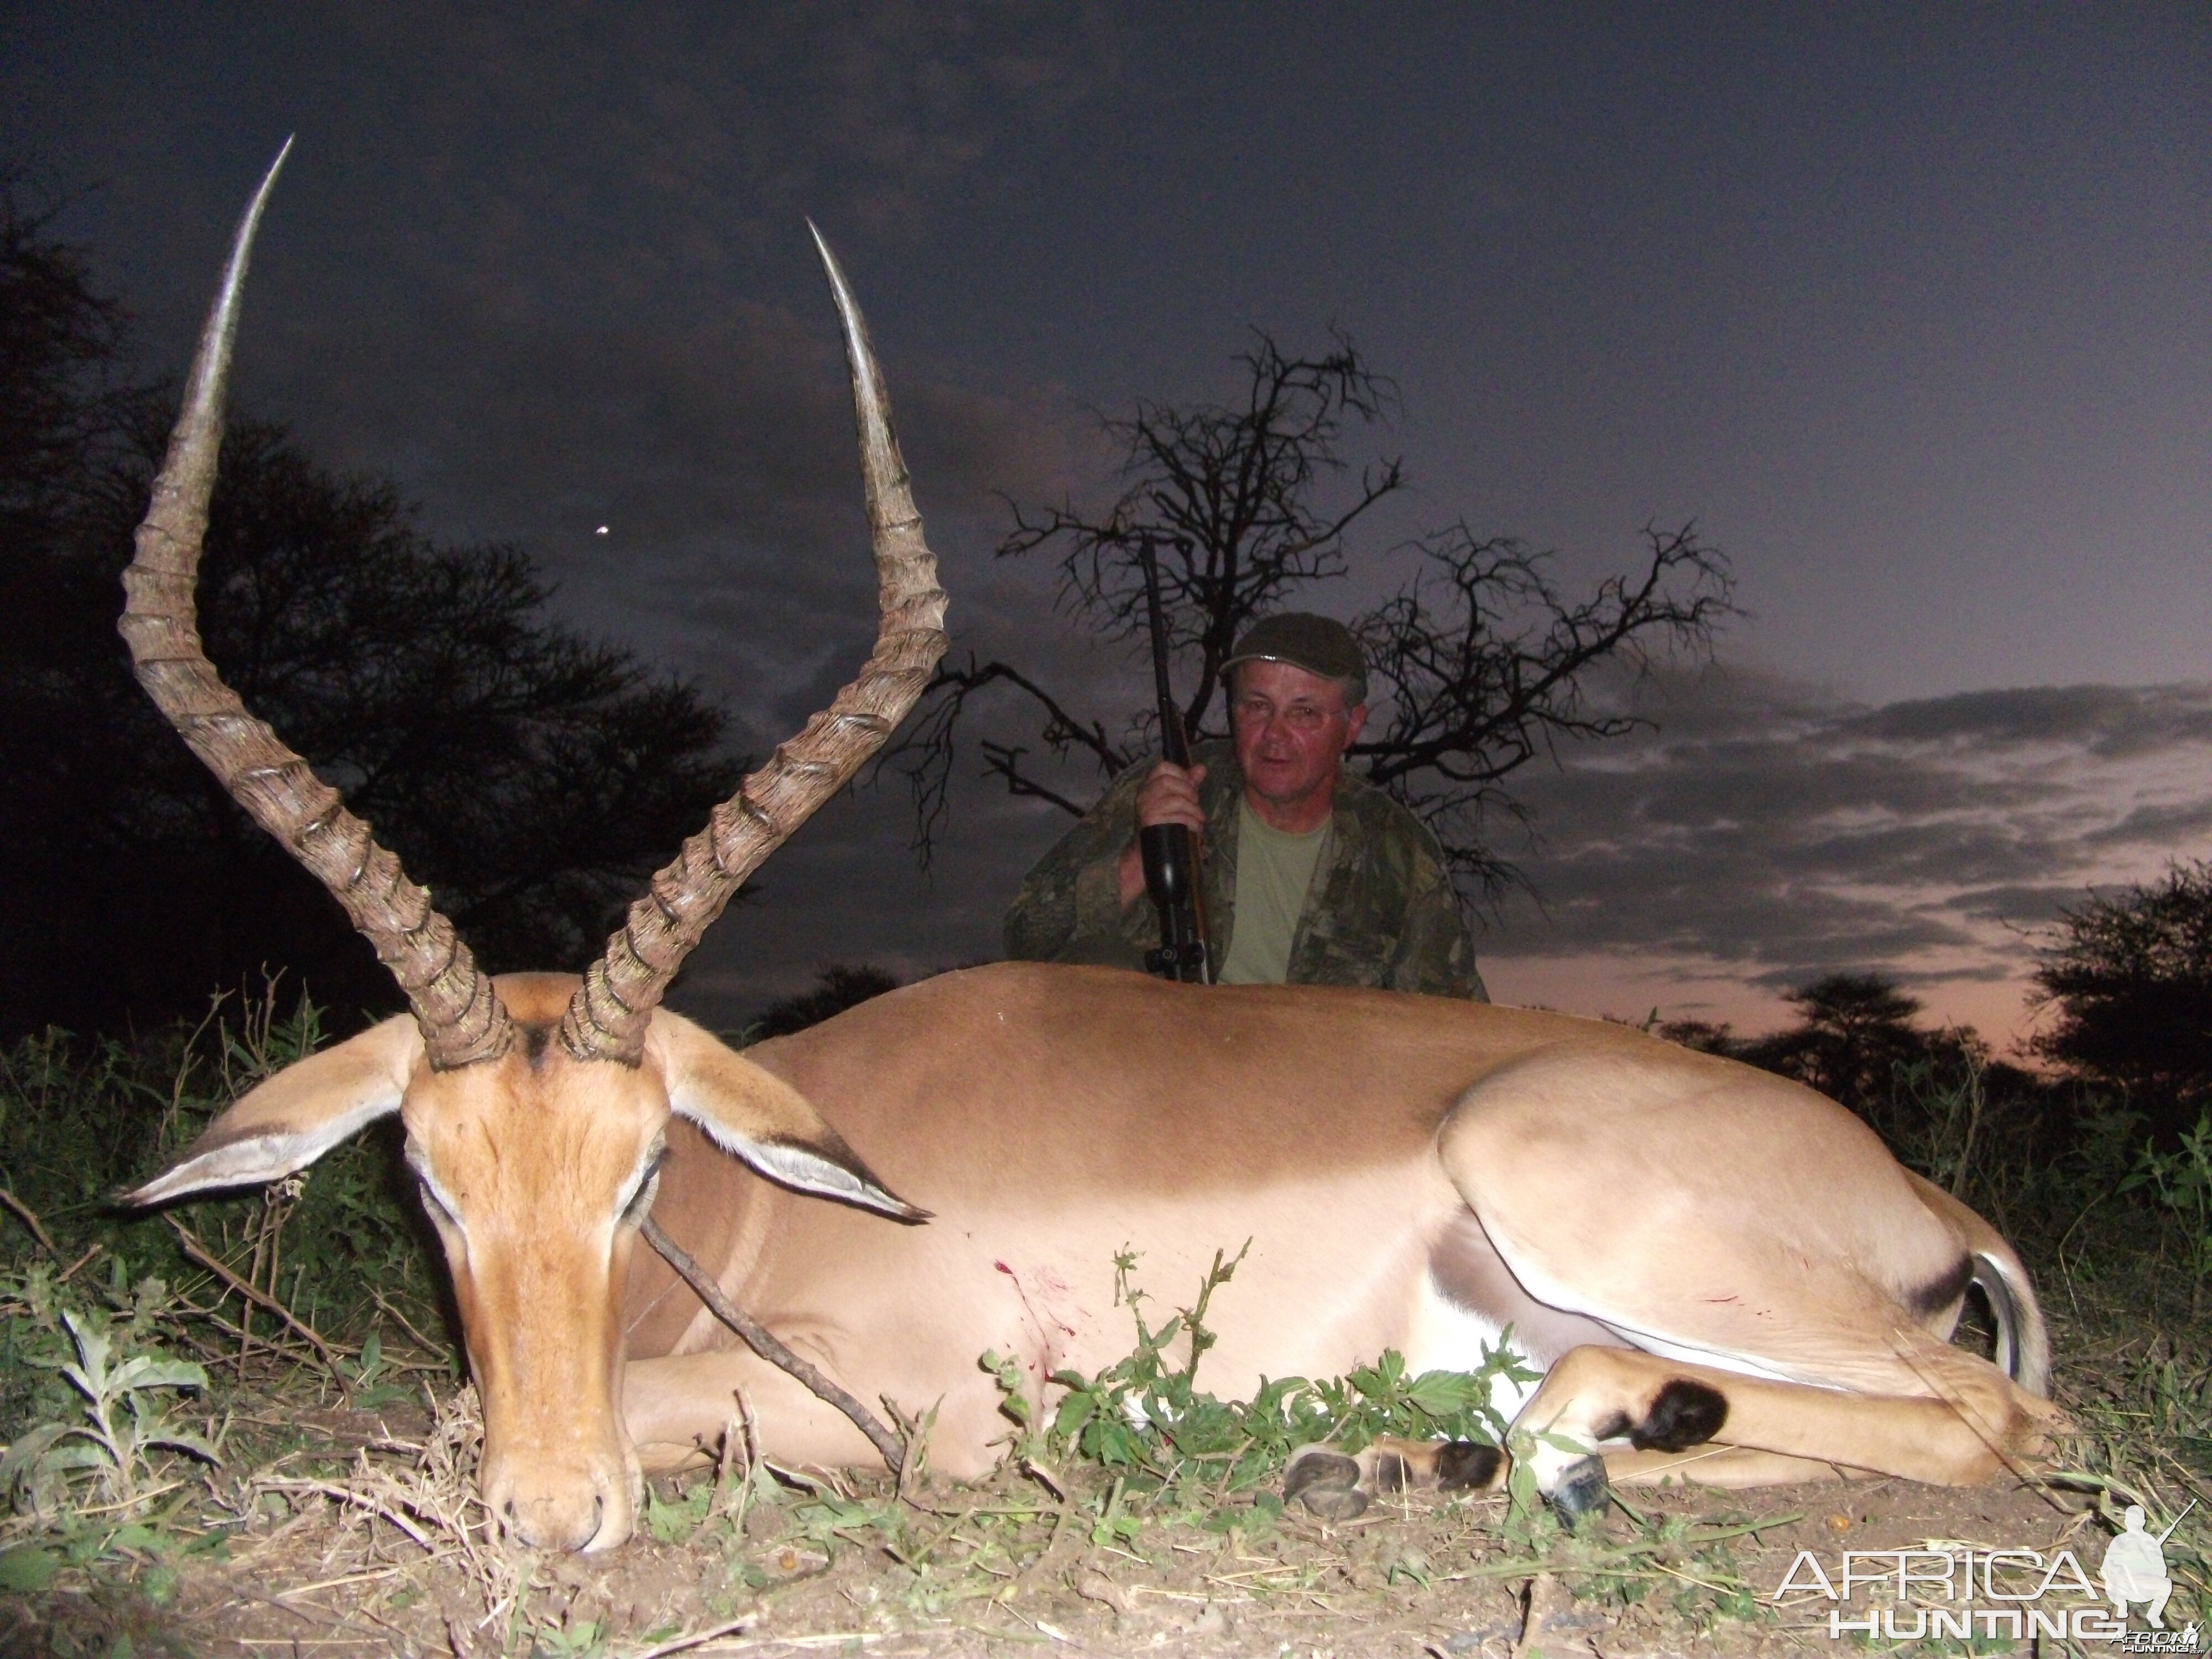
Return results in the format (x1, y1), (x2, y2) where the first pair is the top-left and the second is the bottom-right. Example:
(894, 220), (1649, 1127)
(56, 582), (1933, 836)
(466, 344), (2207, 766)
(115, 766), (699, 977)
(1004, 613), (1486, 997)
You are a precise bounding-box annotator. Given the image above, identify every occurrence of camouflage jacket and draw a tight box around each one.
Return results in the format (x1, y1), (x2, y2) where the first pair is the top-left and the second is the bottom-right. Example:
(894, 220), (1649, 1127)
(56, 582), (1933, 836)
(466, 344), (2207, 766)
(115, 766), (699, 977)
(1003, 739), (1487, 999)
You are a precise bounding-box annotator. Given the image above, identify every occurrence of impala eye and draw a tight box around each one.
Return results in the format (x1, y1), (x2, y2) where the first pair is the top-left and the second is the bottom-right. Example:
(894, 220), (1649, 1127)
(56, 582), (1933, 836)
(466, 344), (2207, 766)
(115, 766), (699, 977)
(405, 1146), (460, 1231)
(414, 1176), (458, 1230)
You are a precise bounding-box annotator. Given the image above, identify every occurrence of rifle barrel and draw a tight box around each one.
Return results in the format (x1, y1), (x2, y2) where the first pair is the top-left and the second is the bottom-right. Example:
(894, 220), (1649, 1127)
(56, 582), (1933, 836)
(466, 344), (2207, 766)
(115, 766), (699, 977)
(1136, 537), (1188, 767)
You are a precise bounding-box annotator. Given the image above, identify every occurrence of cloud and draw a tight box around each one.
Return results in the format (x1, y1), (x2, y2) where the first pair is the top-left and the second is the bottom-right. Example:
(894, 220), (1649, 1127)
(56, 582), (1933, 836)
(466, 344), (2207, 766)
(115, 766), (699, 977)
(1479, 667), (2212, 1015)
(252, 272), (1101, 748)
(322, 2), (1120, 270)
(1840, 684), (2212, 756)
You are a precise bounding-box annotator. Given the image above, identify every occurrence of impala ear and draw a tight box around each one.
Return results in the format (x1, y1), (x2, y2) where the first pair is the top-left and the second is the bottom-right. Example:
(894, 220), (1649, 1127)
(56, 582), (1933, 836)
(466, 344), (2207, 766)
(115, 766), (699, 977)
(122, 1015), (424, 1207)
(646, 1010), (927, 1223)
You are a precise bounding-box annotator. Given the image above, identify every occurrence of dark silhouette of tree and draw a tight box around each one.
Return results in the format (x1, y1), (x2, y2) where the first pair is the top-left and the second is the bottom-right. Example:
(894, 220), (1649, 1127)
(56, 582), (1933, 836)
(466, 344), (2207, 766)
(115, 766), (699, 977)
(1741, 972), (1931, 1118)
(888, 331), (1736, 896)
(0, 190), (743, 1038)
(1717, 972), (2051, 1214)
(1654, 1016), (1743, 1057)
(747, 964), (901, 1042)
(0, 177), (131, 556)
(2032, 862), (2212, 1139)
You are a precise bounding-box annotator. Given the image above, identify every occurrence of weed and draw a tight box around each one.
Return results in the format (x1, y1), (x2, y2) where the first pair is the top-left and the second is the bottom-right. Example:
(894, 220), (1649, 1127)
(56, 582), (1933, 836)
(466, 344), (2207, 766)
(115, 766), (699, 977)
(2125, 1109), (2212, 1317)
(3, 1306), (218, 1516)
(988, 1242), (1537, 1546)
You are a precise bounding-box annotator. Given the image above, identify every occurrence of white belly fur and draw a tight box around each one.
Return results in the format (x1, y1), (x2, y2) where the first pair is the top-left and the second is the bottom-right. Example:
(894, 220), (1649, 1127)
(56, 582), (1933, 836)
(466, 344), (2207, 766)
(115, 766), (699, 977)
(1407, 1266), (1545, 1424)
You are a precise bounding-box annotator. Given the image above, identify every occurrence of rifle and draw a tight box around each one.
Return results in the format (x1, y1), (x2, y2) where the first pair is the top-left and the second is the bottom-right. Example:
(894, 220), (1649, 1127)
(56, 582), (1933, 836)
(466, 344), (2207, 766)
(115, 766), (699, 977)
(1134, 534), (1212, 983)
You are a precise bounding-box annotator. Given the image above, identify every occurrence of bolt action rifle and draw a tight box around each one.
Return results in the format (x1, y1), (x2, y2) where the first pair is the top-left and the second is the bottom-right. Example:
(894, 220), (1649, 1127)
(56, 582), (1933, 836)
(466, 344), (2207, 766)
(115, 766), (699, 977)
(1135, 534), (1212, 983)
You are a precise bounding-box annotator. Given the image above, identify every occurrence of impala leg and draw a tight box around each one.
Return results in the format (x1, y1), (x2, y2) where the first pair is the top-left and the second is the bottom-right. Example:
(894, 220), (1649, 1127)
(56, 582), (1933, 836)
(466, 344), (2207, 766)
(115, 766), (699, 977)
(1282, 1338), (2054, 1521)
(1285, 1437), (1505, 1519)
(624, 1351), (868, 1474)
(1600, 1445), (1863, 1489)
(623, 1349), (1008, 1482)
(1280, 1432), (1866, 1520)
(1514, 1342), (2057, 1518)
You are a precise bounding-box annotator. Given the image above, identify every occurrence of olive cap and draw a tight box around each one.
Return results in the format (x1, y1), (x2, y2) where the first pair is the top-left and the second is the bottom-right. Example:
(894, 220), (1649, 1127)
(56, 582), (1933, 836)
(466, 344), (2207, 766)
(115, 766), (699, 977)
(1222, 613), (1367, 704)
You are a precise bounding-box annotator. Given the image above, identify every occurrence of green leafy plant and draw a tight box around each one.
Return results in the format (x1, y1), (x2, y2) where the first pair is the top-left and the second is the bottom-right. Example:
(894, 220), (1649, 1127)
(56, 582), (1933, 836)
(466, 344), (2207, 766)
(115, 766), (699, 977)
(2123, 1110), (2212, 1316)
(1, 1307), (216, 1522)
(988, 1243), (1537, 1521)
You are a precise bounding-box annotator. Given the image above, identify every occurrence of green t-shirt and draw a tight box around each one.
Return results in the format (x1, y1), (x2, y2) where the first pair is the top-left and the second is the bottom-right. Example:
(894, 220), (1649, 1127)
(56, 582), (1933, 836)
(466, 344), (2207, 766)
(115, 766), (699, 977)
(1219, 798), (1333, 985)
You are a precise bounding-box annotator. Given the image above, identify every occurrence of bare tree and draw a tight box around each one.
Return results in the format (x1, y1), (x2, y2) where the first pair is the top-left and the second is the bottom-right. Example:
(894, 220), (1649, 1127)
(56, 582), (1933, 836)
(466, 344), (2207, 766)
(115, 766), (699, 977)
(886, 330), (1736, 897)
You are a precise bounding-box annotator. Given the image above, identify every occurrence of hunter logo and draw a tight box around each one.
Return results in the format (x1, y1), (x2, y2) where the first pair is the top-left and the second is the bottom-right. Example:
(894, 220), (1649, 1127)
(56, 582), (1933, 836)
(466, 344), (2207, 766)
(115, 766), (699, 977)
(1774, 1526), (2203, 1649)
(2103, 1503), (2194, 1631)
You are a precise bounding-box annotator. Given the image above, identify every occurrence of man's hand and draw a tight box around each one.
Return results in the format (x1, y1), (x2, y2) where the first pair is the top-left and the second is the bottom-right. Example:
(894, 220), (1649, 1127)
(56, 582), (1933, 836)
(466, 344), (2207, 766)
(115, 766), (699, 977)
(1117, 760), (1208, 910)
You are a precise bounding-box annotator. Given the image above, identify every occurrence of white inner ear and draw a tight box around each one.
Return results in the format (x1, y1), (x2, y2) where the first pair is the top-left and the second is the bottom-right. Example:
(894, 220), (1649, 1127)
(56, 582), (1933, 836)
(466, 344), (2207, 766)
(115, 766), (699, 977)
(669, 1095), (923, 1221)
(127, 1094), (402, 1206)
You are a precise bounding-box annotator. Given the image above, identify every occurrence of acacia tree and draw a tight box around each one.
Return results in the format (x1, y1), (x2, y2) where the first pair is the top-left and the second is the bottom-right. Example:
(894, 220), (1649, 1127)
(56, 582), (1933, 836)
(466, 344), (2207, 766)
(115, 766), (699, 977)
(0, 189), (744, 1037)
(2032, 862), (2212, 1137)
(0, 179), (131, 555)
(889, 331), (1736, 896)
(1738, 973), (1942, 1121)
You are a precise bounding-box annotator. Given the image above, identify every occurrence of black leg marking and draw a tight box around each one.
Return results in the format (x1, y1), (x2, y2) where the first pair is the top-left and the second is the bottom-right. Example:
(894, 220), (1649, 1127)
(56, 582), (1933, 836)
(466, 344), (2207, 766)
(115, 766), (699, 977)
(1907, 1255), (1974, 1320)
(1549, 1454), (1609, 1520)
(1435, 1441), (1504, 1491)
(1631, 1379), (1728, 1452)
(1373, 1451), (1409, 1493)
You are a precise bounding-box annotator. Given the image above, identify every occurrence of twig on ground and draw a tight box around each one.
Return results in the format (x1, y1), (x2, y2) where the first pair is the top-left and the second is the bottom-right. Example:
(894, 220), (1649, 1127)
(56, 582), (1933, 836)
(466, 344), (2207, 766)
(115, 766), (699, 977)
(252, 1477), (436, 1549)
(168, 1214), (343, 1373)
(641, 1214), (905, 1477)
(371, 1291), (453, 1364)
(0, 1187), (61, 1258)
(691, 1394), (750, 1547)
(1015, 1485), (1081, 1589)
(1511, 1571), (1559, 1659)
(623, 1615), (757, 1659)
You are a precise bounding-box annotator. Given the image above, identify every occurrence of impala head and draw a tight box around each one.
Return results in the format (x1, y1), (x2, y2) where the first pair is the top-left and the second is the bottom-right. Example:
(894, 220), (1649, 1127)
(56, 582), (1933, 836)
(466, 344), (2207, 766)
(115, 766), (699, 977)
(118, 144), (946, 1551)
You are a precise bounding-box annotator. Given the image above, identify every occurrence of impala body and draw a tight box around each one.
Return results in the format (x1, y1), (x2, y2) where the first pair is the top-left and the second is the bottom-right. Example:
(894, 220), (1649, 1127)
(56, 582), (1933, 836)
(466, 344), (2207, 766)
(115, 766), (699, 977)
(627, 962), (2049, 1488)
(126, 152), (2057, 1554)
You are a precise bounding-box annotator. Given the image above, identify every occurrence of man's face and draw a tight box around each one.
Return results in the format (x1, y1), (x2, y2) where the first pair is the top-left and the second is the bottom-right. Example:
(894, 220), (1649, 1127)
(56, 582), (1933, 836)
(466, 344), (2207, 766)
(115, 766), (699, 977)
(1229, 659), (1367, 812)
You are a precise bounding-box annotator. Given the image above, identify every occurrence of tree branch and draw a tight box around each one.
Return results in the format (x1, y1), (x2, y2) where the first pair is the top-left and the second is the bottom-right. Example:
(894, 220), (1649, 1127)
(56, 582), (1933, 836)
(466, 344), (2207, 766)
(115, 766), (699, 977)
(641, 1214), (905, 1477)
(875, 656), (1131, 864)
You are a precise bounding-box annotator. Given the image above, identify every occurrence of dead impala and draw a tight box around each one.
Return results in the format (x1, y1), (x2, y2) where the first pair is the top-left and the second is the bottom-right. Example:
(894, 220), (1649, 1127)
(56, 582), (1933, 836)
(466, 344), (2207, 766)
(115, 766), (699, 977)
(126, 150), (2059, 1553)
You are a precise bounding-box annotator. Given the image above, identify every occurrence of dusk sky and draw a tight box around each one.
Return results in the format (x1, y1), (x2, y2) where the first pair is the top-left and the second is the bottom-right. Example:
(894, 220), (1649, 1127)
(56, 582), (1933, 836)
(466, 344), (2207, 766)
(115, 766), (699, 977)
(8, 5), (2210, 1050)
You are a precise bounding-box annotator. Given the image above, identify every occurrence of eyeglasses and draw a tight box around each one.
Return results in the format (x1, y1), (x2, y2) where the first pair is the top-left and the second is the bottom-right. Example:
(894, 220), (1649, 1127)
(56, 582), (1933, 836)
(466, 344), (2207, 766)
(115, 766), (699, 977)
(1230, 696), (1342, 734)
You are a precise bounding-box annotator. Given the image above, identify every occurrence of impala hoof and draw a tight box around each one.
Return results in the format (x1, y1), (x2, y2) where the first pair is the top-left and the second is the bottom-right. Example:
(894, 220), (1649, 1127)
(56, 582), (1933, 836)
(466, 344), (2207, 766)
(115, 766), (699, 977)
(1547, 1454), (1609, 1522)
(1284, 1449), (1368, 1520)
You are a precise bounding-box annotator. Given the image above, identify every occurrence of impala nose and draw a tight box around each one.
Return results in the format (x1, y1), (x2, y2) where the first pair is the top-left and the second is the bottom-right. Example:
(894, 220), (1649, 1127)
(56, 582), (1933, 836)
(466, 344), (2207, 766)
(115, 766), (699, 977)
(485, 1463), (624, 1552)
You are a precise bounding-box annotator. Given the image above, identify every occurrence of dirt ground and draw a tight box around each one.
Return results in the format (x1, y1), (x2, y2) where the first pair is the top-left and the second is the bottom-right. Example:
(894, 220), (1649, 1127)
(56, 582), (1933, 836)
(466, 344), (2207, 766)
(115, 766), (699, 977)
(3, 1387), (2124, 1659)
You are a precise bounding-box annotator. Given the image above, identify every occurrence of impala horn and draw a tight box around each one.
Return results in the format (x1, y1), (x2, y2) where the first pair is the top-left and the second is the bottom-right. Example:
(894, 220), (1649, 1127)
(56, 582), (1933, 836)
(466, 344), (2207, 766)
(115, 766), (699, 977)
(559, 223), (948, 1065)
(120, 139), (515, 1071)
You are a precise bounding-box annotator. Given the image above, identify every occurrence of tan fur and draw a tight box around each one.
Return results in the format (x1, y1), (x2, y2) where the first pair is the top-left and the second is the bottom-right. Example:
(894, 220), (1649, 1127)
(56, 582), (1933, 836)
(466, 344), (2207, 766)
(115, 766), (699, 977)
(133, 961), (2059, 1550)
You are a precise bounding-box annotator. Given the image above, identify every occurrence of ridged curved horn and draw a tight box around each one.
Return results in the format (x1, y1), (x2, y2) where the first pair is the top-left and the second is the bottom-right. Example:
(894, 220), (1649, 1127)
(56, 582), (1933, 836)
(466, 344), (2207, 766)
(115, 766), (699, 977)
(560, 225), (949, 1065)
(118, 142), (515, 1072)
